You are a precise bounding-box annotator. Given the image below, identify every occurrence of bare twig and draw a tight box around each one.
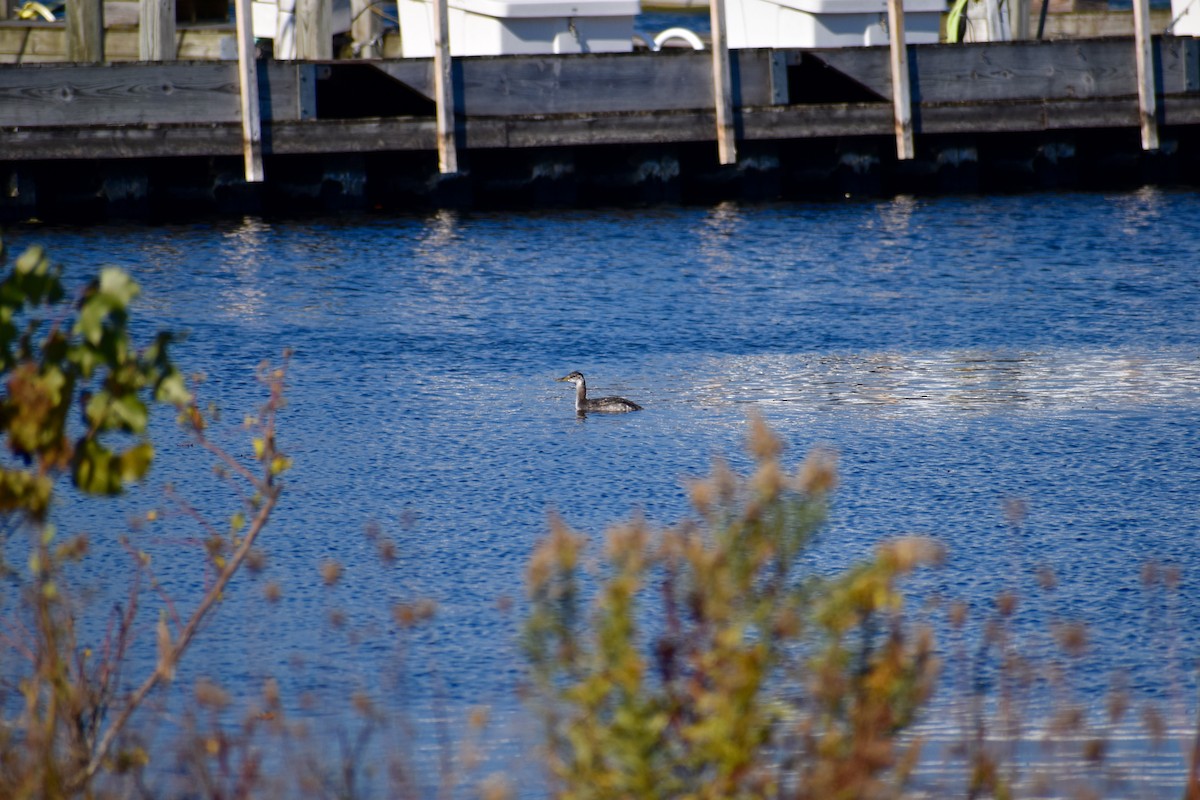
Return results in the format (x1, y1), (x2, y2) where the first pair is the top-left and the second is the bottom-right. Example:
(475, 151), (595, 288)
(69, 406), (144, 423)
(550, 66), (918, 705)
(69, 363), (288, 790)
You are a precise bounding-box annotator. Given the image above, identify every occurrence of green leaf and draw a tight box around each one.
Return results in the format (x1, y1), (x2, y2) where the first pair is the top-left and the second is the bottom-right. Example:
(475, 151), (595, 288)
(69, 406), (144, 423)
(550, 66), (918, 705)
(40, 364), (67, 405)
(85, 391), (112, 428)
(71, 343), (104, 379)
(0, 469), (53, 518)
(99, 267), (140, 308)
(111, 393), (150, 433)
(76, 294), (114, 346)
(117, 442), (154, 483)
(155, 368), (192, 406)
(74, 439), (153, 494)
(0, 248), (191, 525)
(74, 439), (118, 495)
(15, 245), (47, 276)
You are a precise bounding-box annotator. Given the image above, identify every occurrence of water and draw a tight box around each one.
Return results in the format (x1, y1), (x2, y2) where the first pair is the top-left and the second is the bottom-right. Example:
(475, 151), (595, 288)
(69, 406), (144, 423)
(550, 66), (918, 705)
(4, 189), (1199, 794)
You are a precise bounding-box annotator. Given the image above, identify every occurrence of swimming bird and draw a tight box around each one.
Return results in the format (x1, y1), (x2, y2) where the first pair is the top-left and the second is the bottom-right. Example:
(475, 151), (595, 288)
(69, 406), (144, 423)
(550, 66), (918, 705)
(556, 371), (642, 413)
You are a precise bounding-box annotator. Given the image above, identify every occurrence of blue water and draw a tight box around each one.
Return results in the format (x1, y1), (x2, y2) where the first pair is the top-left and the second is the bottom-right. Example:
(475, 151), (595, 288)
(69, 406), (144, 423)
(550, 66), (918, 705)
(4, 189), (1200, 794)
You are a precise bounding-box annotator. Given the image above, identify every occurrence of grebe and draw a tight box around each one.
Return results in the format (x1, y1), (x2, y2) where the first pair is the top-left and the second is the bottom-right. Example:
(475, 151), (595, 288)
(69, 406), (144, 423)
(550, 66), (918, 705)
(556, 371), (642, 413)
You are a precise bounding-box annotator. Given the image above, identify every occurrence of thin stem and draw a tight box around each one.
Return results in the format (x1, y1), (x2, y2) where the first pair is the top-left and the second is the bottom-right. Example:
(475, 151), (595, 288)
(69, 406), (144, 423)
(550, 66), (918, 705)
(73, 481), (279, 788)
(72, 366), (286, 790)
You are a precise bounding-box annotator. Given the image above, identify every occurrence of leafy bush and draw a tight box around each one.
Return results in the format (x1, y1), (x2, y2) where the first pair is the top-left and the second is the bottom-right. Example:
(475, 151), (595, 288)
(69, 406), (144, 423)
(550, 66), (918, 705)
(0, 238), (287, 799)
(524, 416), (941, 800)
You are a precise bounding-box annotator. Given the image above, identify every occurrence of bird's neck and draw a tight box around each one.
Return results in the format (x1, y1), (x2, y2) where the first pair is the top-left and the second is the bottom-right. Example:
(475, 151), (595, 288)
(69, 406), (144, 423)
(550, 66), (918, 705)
(575, 381), (587, 410)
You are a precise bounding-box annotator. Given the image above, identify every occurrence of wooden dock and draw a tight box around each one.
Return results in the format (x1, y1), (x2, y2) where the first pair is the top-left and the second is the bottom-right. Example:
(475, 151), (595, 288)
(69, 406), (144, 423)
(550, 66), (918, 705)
(2, 10), (1200, 216)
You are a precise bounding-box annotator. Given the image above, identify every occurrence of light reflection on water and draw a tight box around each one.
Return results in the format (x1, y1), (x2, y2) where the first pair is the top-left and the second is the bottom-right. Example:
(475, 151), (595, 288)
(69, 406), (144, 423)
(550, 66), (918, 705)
(5, 189), (1200, 795)
(684, 349), (1200, 412)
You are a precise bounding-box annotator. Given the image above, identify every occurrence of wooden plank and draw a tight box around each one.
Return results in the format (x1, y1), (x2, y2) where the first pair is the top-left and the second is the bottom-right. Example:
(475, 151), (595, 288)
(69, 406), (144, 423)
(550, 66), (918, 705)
(296, 0), (331, 60)
(174, 26), (237, 60)
(810, 38), (1192, 105)
(769, 50), (787, 104)
(1132, 0), (1159, 149)
(66, 0), (104, 62)
(431, 0), (457, 173)
(468, 96), (1200, 148)
(709, 0), (736, 164)
(0, 62), (241, 124)
(372, 59), (432, 95)
(139, 0), (176, 60)
(233, 0), (263, 180)
(6, 94), (1200, 161)
(1, 123), (247, 158)
(1186, 37), (1200, 93)
(0, 62), (305, 125)
(1039, 8), (1170, 38)
(886, 0), (913, 159)
(297, 62), (317, 118)
(916, 97), (1141, 133)
(373, 51), (776, 116)
(0, 40), (1190, 127)
(0, 24), (67, 63)
(0, 24), (235, 64)
(257, 62), (309, 121)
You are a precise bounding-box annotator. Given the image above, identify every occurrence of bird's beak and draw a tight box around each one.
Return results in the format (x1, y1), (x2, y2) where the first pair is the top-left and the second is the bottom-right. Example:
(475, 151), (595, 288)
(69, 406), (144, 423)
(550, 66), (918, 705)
(556, 375), (570, 382)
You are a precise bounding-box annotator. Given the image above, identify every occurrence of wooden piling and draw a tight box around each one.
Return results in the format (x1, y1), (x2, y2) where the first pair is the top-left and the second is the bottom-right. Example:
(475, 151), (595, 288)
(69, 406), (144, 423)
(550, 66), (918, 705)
(297, 0), (333, 59)
(351, 0), (384, 57)
(1132, 0), (1160, 150)
(886, 0), (914, 160)
(433, 0), (458, 173)
(233, 0), (264, 181)
(66, 0), (105, 63)
(709, 0), (737, 165)
(139, 0), (177, 60)
(1013, 0), (1031, 39)
(276, 0), (298, 59)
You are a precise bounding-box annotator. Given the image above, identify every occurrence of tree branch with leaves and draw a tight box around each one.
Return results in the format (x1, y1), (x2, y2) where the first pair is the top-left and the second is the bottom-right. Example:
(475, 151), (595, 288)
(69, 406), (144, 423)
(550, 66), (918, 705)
(0, 237), (289, 799)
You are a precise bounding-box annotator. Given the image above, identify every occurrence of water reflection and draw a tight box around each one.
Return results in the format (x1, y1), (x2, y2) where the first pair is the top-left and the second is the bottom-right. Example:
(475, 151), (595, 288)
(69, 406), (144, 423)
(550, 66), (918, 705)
(876, 193), (918, 236)
(216, 216), (272, 321)
(415, 209), (464, 267)
(689, 349), (1200, 413)
(695, 201), (746, 284)
(1116, 186), (1168, 235)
